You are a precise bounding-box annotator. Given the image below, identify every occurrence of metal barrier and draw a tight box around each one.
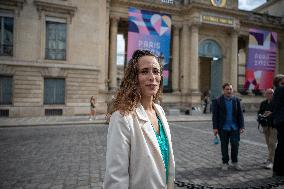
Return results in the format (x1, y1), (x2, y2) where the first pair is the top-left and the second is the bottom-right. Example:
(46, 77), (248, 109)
(175, 178), (284, 189)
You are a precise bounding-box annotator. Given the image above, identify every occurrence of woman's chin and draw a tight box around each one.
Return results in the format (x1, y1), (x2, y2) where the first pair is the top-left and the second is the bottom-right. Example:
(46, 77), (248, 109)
(142, 92), (157, 98)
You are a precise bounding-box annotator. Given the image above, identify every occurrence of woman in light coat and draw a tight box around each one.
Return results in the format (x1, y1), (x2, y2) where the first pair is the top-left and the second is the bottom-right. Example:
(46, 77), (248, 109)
(104, 50), (175, 189)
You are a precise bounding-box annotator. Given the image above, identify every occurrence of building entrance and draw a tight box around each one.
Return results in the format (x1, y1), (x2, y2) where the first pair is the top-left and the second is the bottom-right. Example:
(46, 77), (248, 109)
(199, 39), (223, 99)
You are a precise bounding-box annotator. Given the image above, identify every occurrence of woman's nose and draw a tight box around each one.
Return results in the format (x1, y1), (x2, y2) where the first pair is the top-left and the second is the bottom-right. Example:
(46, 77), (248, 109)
(148, 71), (155, 80)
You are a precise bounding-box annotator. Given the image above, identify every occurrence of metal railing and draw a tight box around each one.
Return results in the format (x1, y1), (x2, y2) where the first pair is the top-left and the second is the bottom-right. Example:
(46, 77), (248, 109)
(45, 109), (63, 116)
(161, 0), (174, 4)
(0, 109), (9, 117)
(134, 0), (183, 6)
(45, 48), (66, 60)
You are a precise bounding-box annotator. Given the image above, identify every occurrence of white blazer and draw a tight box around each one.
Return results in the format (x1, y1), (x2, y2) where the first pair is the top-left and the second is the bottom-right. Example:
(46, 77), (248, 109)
(104, 103), (175, 189)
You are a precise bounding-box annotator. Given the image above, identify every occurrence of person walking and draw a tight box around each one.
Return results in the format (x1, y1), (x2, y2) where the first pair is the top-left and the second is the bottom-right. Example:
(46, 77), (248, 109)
(258, 88), (277, 169)
(104, 50), (175, 189)
(272, 74), (284, 176)
(212, 83), (245, 171)
(203, 91), (210, 114)
(89, 96), (96, 120)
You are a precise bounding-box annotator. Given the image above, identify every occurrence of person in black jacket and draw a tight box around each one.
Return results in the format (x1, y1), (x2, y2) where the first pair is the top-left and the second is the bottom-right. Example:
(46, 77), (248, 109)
(272, 74), (284, 176)
(258, 88), (277, 169)
(212, 83), (245, 171)
(89, 96), (96, 120)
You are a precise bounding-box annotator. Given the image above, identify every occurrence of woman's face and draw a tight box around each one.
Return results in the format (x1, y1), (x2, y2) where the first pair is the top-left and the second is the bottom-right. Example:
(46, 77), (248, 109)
(137, 56), (161, 99)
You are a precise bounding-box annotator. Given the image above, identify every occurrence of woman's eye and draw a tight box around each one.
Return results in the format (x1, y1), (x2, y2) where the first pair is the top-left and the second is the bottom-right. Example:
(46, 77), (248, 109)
(139, 69), (160, 75)
(153, 70), (160, 75)
(140, 70), (148, 74)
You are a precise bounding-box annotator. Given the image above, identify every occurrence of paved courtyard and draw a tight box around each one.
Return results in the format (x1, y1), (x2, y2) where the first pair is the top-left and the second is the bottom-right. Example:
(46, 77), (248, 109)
(0, 119), (283, 189)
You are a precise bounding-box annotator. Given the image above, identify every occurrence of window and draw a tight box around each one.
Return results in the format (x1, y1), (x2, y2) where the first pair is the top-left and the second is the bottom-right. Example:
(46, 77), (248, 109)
(0, 76), (12, 105)
(45, 18), (67, 60)
(44, 78), (65, 104)
(0, 14), (13, 56)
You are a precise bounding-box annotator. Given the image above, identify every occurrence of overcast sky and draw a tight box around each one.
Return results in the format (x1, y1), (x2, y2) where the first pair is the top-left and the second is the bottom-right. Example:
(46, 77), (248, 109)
(238, 0), (267, 10)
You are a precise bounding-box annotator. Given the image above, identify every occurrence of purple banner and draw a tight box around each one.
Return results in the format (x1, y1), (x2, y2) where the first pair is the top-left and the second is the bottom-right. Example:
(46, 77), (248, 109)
(244, 29), (277, 91)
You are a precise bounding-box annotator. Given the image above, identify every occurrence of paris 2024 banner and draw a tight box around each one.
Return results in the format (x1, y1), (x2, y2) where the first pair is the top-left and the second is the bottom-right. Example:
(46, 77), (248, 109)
(244, 29), (277, 92)
(127, 7), (171, 88)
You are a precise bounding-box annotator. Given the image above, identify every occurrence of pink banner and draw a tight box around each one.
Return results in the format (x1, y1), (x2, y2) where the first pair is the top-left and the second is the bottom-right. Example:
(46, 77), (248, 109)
(244, 29), (277, 92)
(127, 7), (171, 89)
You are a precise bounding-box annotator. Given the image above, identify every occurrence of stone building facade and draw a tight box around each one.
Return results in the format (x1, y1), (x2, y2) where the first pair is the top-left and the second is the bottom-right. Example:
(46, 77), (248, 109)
(255, 0), (284, 17)
(0, 0), (283, 117)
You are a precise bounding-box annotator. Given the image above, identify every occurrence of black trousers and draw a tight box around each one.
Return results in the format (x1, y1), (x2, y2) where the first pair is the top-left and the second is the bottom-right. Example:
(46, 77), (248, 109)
(273, 122), (284, 176)
(219, 130), (240, 164)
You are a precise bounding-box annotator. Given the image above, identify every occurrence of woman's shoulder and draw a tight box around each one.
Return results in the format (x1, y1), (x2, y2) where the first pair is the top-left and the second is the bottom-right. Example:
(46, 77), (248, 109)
(111, 110), (134, 121)
(109, 110), (135, 130)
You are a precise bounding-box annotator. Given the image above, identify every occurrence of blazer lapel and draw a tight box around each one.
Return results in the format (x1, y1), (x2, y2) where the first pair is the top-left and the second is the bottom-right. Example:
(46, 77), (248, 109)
(135, 104), (163, 162)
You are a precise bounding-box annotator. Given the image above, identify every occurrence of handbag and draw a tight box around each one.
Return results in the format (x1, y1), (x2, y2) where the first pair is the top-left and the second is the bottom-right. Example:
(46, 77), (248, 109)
(213, 135), (219, 145)
(257, 114), (269, 126)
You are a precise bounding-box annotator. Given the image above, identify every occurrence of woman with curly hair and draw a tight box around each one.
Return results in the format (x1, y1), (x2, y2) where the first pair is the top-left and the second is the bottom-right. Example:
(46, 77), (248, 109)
(104, 50), (175, 189)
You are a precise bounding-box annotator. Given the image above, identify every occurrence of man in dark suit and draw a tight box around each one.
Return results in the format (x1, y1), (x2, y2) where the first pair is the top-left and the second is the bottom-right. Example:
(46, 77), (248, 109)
(212, 83), (245, 171)
(272, 74), (284, 176)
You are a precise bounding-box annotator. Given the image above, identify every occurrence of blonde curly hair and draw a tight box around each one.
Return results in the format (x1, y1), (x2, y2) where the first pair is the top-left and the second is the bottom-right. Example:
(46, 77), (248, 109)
(111, 50), (163, 115)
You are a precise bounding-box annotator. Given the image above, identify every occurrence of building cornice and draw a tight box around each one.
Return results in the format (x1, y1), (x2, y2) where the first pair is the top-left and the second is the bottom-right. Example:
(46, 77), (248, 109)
(0, 0), (26, 16)
(181, 2), (248, 18)
(111, 0), (248, 18)
(254, 0), (279, 12)
(0, 0), (25, 9)
(111, 0), (181, 15)
(240, 11), (284, 30)
(0, 59), (100, 71)
(34, 0), (77, 19)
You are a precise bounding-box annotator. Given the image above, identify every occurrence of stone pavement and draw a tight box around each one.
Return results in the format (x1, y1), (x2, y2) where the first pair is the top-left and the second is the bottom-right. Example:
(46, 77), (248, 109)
(0, 114), (284, 189)
(0, 112), (256, 127)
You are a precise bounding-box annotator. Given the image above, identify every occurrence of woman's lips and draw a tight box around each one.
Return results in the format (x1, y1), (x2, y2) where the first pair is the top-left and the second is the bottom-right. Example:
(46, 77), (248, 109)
(146, 84), (157, 88)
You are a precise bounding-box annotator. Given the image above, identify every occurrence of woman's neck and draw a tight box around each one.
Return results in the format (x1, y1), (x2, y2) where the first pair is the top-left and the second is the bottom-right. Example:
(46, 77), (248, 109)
(141, 97), (154, 112)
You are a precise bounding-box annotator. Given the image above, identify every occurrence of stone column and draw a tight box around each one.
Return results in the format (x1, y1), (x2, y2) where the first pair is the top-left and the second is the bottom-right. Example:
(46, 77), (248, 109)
(189, 24), (200, 94)
(180, 22), (190, 94)
(109, 16), (119, 90)
(230, 30), (238, 91)
(172, 24), (181, 93)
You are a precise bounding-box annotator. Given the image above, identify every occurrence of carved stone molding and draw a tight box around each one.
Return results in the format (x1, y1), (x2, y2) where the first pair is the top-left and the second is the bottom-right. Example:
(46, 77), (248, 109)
(111, 0), (181, 15)
(0, 64), (15, 75)
(41, 67), (67, 77)
(34, 0), (77, 21)
(0, 0), (25, 8)
(110, 15), (120, 24)
(173, 23), (182, 29)
(172, 24), (181, 36)
(189, 18), (202, 29)
(0, 0), (26, 16)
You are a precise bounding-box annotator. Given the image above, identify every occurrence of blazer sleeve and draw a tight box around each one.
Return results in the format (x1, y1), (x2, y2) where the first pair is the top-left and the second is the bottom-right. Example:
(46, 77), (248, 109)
(104, 111), (131, 189)
(212, 98), (219, 130)
(236, 98), (245, 129)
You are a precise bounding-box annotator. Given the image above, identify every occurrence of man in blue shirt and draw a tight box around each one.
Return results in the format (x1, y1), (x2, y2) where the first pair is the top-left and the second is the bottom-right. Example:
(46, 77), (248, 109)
(212, 83), (245, 171)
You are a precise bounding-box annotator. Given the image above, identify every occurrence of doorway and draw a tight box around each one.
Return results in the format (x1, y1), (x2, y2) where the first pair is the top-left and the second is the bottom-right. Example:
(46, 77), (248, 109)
(199, 39), (223, 99)
(199, 57), (211, 94)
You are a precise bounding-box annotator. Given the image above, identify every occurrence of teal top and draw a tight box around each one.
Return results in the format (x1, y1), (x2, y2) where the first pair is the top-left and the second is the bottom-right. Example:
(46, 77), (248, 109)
(152, 115), (169, 182)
